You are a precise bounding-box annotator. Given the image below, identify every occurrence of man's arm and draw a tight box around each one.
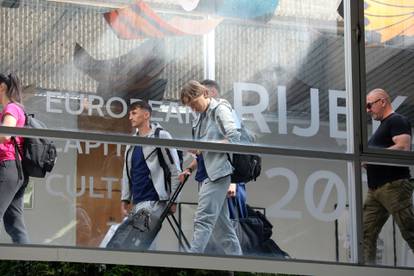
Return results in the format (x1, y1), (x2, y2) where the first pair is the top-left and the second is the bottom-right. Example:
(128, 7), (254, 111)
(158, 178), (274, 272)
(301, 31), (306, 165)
(215, 104), (240, 144)
(121, 201), (130, 217)
(390, 134), (411, 151)
(179, 158), (197, 183)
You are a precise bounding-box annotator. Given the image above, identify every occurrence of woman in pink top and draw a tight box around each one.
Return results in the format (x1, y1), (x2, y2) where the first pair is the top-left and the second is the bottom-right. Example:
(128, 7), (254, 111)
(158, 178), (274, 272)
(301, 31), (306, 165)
(0, 73), (29, 244)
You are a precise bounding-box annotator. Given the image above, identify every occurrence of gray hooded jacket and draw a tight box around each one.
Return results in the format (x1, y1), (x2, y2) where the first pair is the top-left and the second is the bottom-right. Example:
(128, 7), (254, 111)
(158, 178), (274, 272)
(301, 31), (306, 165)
(121, 122), (182, 203)
(192, 98), (241, 182)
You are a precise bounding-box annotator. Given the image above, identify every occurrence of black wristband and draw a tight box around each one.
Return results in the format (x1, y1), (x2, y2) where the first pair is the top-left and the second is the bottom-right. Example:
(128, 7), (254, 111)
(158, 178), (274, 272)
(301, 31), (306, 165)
(186, 167), (193, 173)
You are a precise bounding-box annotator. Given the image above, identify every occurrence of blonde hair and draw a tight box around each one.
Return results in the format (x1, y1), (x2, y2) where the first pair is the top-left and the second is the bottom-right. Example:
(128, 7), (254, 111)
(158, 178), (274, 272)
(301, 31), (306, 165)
(180, 80), (208, 104)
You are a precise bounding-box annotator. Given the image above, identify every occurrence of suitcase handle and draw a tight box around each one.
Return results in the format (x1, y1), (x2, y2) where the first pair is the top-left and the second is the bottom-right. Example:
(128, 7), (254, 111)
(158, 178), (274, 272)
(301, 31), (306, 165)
(159, 174), (189, 228)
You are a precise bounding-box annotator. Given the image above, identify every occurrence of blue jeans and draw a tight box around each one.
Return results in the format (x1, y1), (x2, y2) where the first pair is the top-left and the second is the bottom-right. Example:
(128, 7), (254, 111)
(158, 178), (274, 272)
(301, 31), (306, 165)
(0, 160), (29, 244)
(228, 183), (247, 219)
(190, 175), (242, 255)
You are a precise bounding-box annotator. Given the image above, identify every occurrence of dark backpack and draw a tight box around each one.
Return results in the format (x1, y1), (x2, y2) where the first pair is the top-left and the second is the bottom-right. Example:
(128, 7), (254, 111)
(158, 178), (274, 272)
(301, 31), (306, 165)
(13, 113), (57, 178)
(154, 127), (184, 193)
(212, 103), (262, 183)
(235, 205), (290, 258)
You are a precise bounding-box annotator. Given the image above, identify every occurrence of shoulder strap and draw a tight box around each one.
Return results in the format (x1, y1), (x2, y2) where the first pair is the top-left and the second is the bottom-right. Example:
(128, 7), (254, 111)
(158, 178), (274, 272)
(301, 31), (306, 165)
(154, 127), (162, 138)
(154, 127), (172, 193)
(211, 100), (232, 119)
(125, 146), (133, 192)
(7, 105), (25, 180)
(210, 103), (220, 121)
(11, 137), (24, 180)
(211, 102), (236, 164)
(154, 127), (175, 165)
(210, 102), (227, 138)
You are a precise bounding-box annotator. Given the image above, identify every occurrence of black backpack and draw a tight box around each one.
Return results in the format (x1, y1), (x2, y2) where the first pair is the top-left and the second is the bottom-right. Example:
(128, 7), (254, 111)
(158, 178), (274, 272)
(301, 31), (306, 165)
(228, 127), (262, 183)
(154, 127), (183, 192)
(235, 205), (290, 258)
(212, 103), (262, 183)
(13, 113), (57, 178)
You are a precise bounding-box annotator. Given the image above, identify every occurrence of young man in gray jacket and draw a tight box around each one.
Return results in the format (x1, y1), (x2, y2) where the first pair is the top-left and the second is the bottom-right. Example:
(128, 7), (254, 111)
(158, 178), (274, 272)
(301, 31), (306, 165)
(180, 80), (242, 255)
(121, 100), (182, 249)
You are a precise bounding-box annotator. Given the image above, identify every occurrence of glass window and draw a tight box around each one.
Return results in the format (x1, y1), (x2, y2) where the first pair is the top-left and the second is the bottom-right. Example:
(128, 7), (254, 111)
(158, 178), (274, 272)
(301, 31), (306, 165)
(0, 1), (351, 152)
(363, 0), (414, 153)
(10, 0), (413, 273)
(360, 161), (414, 267)
(214, 1), (347, 151)
(0, 136), (353, 264)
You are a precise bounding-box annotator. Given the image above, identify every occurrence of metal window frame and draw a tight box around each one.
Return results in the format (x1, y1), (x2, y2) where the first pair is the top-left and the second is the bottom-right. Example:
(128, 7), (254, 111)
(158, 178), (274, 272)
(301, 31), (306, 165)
(1, 0), (413, 273)
(346, 0), (365, 265)
(358, 2), (414, 163)
(1, 244), (413, 276)
(350, 0), (414, 266)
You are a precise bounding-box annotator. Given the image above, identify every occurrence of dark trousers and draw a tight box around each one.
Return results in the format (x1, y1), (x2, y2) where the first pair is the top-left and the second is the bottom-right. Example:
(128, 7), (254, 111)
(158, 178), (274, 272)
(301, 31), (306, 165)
(0, 160), (29, 244)
(363, 179), (414, 264)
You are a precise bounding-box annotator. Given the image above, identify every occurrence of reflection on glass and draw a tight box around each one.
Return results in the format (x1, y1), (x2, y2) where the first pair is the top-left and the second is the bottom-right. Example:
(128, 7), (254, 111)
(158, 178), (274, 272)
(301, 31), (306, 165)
(363, 1), (414, 266)
(364, 0), (414, 152)
(361, 162), (414, 267)
(1, 137), (352, 263)
(0, 1), (351, 152)
(23, 182), (34, 209)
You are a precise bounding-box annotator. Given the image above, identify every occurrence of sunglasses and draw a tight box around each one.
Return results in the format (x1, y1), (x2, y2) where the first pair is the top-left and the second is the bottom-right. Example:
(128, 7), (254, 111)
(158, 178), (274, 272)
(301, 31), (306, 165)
(366, 98), (382, 109)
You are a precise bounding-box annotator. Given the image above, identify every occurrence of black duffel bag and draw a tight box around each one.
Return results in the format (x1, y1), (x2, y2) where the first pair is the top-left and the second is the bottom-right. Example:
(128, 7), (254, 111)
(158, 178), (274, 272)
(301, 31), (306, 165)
(234, 205), (289, 258)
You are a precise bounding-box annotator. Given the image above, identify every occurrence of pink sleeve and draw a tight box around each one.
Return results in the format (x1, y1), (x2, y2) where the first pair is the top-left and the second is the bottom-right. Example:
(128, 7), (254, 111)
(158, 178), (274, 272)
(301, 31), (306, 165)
(3, 104), (24, 126)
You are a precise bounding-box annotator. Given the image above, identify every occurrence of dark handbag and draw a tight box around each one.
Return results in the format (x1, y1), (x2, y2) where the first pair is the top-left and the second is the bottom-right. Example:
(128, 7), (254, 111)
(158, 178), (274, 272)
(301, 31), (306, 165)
(233, 204), (265, 255)
(106, 208), (154, 250)
(234, 213), (264, 254)
(131, 208), (151, 232)
(233, 204), (289, 258)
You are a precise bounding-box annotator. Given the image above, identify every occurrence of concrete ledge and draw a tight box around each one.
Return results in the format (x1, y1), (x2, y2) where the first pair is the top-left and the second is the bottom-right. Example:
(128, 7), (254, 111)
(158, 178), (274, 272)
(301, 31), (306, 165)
(0, 244), (413, 276)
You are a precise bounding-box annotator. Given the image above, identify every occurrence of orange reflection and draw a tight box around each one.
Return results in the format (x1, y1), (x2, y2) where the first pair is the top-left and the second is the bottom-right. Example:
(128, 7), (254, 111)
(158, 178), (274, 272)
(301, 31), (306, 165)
(365, 0), (414, 42)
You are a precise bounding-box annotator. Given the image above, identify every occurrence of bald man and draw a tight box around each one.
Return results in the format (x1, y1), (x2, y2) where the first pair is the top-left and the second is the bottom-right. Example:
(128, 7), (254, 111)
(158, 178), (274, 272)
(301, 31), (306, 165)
(363, 88), (414, 264)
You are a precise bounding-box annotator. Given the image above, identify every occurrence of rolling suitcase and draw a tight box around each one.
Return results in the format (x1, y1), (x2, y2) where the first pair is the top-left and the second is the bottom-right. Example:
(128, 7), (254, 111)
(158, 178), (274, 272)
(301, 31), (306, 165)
(106, 175), (189, 250)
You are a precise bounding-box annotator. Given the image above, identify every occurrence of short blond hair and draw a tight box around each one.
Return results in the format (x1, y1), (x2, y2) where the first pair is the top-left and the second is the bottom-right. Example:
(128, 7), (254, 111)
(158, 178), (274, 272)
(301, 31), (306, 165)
(180, 80), (208, 105)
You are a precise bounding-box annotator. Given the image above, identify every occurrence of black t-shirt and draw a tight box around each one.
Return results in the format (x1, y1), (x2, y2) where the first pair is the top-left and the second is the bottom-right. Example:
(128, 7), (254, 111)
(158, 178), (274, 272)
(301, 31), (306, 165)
(366, 113), (412, 189)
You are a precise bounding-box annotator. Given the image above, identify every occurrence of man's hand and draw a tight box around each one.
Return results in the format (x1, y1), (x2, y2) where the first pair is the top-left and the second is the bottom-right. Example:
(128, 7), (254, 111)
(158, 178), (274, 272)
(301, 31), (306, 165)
(390, 134), (411, 151)
(121, 201), (130, 218)
(188, 149), (200, 155)
(169, 203), (177, 214)
(179, 158), (197, 183)
(361, 162), (367, 169)
(179, 169), (192, 183)
(227, 183), (237, 197)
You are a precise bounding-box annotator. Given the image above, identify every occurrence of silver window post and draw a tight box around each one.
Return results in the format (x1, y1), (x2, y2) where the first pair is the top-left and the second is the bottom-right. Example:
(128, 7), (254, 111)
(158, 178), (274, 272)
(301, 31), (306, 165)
(344, 0), (365, 264)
